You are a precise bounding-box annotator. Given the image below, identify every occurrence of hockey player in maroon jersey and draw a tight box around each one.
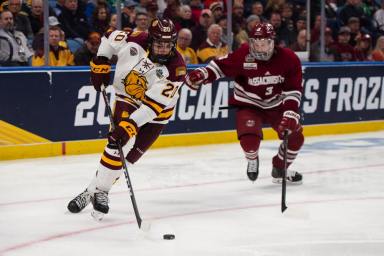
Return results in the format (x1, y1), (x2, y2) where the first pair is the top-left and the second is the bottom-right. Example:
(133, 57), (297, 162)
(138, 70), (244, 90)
(67, 18), (187, 219)
(185, 23), (304, 184)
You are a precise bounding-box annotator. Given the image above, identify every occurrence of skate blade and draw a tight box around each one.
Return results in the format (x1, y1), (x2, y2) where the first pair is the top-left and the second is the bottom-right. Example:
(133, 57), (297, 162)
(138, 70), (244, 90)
(91, 210), (105, 221)
(272, 178), (303, 185)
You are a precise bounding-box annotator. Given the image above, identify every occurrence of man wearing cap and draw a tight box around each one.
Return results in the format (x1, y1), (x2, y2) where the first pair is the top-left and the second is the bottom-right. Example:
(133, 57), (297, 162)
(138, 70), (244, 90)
(209, 1), (223, 23)
(330, 26), (356, 61)
(121, 0), (137, 31)
(190, 9), (213, 51)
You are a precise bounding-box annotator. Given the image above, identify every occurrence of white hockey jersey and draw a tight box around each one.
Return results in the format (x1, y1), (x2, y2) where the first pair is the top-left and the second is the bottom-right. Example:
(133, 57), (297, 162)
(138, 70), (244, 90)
(97, 30), (183, 126)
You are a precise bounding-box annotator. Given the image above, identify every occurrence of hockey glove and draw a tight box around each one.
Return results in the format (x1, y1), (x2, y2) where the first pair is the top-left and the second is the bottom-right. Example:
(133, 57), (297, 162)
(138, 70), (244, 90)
(90, 56), (111, 92)
(108, 119), (138, 146)
(185, 67), (209, 90)
(277, 110), (300, 138)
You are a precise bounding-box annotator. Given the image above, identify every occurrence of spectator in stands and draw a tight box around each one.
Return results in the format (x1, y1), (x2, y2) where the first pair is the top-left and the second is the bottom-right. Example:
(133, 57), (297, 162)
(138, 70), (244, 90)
(163, 0), (181, 27)
(338, 0), (372, 32)
(354, 33), (372, 61)
(281, 2), (294, 25)
(134, 12), (149, 32)
(269, 11), (295, 47)
(190, 9), (213, 51)
(178, 4), (195, 29)
(209, 1), (223, 23)
(251, 1), (267, 22)
(264, 0), (285, 19)
(190, 0), (203, 23)
(58, 0), (90, 41)
(232, 2), (246, 34)
(371, 35), (384, 61)
(347, 16), (361, 46)
(197, 23), (228, 63)
(134, 0), (149, 14)
(109, 13), (117, 30)
(91, 4), (110, 34)
(146, 0), (159, 24)
(310, 27), (336, 61)
(374, 1), (384, 33)
(235, 14), (260, 47)
(32, 26), (74, 66)
(121, 0), (137, 31)
(217, 15), (234, 48)
(176, 28), (198, 64)
(7, 0), (33, 40)
(84, 0), (112, 23)
(29, 0), (43, 35)
(74, 31), (100, 65)
(53, 0), (65, 16)
(290, 29), (306, 51)
(0, 9), (32, 66)
(330, 26), (356, 61)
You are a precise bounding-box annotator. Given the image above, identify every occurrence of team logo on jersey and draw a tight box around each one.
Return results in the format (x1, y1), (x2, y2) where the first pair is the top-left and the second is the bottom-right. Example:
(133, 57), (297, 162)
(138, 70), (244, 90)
(122, 70), (148, 100)
(130, 47), (138, 56)
(245, 54), (255, 62)
(156, 68), (164, 78)
(246, 120), (255, 127)
(243, 63), (258, 69)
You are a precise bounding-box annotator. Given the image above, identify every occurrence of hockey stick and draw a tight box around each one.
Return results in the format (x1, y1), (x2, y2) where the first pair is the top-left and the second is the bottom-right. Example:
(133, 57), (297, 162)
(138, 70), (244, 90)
(281, 130), (289, 213)
(100, 85), (149, 231)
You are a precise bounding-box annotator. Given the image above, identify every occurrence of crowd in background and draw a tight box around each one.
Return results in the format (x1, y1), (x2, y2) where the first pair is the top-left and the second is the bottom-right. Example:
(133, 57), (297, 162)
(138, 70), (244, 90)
(0, 0), (384, 66)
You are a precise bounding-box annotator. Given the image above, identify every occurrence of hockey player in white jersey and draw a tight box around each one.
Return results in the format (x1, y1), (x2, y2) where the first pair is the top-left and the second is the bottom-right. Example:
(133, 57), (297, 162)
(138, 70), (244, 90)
(67, 18), (186, 219)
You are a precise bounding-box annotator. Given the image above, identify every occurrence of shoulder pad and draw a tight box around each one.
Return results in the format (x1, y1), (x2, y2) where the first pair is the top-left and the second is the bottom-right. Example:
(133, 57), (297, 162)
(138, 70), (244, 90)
(103, 28), (116, 39)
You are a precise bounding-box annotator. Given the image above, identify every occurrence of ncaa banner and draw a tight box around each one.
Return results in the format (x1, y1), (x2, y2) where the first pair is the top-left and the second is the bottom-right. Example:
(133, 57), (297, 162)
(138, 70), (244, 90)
(0, 63), (384, 144)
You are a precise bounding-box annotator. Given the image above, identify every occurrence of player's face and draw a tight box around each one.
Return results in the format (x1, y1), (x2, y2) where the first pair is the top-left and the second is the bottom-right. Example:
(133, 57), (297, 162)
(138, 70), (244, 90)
(249, 38), (274, 61)
(152, 41), (173, 55)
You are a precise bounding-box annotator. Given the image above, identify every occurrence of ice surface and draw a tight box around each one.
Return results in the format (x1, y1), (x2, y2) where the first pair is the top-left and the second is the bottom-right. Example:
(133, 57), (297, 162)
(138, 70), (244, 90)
(1, 131), (384, 256)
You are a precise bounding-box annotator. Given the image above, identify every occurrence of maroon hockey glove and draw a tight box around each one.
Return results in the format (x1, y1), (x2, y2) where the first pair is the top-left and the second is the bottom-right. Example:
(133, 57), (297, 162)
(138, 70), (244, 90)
(108, 119), (138, 145)
(185, 67), (209, 90)
(277, 111), (300, 138)
(90, 56), (111, 92)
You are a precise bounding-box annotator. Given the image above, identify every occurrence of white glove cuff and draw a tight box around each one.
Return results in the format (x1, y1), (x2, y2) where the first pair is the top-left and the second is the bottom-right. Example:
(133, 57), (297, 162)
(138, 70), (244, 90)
(283, 110), (300, 124)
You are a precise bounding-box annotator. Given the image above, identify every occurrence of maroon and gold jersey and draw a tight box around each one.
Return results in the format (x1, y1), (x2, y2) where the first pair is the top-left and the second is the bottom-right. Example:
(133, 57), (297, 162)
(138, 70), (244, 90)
(206, 44), (303, 112)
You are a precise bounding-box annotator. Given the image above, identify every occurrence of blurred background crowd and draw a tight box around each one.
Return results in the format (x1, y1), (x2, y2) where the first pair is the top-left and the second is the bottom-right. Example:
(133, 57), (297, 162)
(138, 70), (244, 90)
(0, 0), (384, 67)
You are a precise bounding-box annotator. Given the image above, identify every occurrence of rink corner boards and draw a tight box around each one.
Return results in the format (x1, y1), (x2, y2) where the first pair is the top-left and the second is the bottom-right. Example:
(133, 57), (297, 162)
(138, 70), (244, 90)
(0, 120), (383, 161)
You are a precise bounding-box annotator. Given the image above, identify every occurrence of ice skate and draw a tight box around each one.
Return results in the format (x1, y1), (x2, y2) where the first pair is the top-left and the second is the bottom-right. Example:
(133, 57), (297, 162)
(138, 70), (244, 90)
(271, 167), (302, 185)
(91, 190), (109, 221)
(67, 189), (91, 213)
(247, 158), (259, 181)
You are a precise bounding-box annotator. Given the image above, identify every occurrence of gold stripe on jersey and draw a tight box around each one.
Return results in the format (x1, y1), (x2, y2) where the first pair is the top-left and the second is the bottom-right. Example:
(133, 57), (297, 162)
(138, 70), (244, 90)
(154, 108), (174, 121)
(142, 95), (166, 115)
(101, 153), (122, 169)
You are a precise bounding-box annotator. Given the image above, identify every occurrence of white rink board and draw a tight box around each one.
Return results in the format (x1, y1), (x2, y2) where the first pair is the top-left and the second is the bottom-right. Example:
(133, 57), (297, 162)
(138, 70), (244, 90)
(1, 131), (384, 256)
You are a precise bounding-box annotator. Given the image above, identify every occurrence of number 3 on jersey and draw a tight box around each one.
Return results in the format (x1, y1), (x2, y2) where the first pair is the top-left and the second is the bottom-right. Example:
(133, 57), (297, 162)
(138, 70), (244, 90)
(162, 83), (179, 98)
(265, 86), (273, 96)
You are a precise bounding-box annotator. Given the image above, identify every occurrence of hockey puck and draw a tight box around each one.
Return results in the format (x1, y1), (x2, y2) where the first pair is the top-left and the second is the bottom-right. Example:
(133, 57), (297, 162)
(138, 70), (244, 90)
(163, 234), (175, 240)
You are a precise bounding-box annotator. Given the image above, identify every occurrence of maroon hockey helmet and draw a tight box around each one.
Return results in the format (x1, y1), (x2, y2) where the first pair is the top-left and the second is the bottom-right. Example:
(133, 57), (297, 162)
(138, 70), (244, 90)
(148, 18), (177, 64)
(249, 23), (276, 61)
